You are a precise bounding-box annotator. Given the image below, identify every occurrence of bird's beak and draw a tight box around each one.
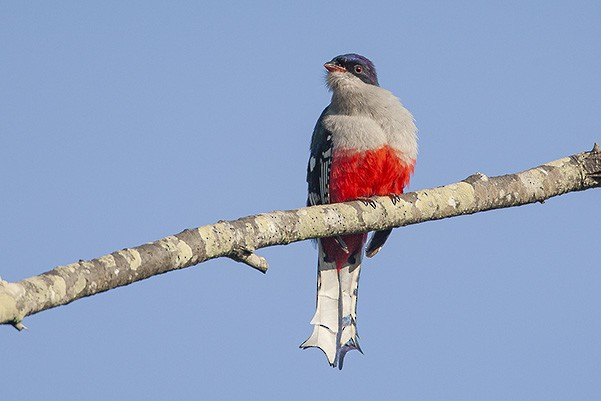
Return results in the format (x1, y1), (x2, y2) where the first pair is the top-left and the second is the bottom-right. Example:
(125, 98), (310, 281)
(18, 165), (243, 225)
(324, 62), (346, 73)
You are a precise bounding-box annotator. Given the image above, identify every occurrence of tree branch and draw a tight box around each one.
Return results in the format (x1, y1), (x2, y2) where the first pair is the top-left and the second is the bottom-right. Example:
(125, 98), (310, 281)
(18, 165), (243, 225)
(1, 144), (600, 328)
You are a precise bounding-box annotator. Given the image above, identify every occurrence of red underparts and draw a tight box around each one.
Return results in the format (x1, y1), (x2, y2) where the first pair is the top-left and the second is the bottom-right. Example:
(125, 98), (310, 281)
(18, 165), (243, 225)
(321, 145), (415, 269)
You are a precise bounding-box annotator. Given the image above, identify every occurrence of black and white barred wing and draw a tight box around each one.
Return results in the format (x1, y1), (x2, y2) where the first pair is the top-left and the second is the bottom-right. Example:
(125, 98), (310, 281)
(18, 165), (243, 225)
(307, 107), (333, 207)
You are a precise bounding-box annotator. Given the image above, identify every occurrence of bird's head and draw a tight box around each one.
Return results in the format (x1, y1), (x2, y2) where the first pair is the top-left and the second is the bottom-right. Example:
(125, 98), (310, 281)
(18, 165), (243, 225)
(324, 53), (379, 87)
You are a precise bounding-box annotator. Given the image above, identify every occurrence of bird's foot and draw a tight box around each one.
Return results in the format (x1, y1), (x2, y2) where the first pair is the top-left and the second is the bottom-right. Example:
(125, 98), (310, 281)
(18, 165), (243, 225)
(389, 193), (401, 205)
(356, 197), (377, 209)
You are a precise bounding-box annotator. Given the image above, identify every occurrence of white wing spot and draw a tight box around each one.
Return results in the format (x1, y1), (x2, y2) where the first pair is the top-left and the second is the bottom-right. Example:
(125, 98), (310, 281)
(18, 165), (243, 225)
(309, 156), (316, 172)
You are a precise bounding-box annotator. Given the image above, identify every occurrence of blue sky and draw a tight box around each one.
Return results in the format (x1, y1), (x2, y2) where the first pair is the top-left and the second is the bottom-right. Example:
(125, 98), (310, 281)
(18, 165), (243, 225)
(1, 1), (600, 400)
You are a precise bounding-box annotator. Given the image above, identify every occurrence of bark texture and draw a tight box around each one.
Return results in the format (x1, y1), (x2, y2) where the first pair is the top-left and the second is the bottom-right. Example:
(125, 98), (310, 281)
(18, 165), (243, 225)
(1, 145), (600, 328)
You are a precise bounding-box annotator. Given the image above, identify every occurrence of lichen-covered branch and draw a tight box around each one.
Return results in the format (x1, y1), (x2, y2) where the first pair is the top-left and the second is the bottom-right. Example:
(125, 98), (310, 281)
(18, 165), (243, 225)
(1, 145), (600, 329)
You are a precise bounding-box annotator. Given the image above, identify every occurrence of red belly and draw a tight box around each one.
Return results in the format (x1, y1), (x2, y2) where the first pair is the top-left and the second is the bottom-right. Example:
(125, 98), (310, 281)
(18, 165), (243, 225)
(329, 145), (414, 203)
(320, 145), (415, 270)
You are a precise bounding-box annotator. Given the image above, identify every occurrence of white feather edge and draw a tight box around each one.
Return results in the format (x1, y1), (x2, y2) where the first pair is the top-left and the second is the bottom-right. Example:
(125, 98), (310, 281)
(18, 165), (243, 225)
(300, 242), (362, 367)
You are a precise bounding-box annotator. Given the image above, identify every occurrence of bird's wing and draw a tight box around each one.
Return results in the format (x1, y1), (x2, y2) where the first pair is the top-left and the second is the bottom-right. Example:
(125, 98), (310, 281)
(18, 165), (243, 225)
(307, 107), (333, 207)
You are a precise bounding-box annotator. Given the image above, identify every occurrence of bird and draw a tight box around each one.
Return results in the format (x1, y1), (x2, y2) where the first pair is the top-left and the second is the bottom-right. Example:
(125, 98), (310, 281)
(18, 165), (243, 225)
(300, 53), (418, 369)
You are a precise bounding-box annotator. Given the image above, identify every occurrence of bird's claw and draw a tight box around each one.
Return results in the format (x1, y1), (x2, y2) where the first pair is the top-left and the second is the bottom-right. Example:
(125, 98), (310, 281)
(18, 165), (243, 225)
(389, 193), (401, 205)
(357, 197), (377, 209)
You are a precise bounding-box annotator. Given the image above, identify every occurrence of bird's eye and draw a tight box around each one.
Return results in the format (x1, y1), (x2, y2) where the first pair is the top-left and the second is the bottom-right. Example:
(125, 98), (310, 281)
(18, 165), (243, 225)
(354, 65), (363, 74)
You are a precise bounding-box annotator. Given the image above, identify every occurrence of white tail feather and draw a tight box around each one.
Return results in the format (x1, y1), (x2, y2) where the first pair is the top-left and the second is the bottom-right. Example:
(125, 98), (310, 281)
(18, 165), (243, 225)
(300, 242), (363, 369)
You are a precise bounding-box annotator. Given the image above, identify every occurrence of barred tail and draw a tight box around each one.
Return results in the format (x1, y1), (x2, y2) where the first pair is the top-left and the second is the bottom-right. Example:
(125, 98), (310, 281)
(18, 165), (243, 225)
(300, 239), (363, 369)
